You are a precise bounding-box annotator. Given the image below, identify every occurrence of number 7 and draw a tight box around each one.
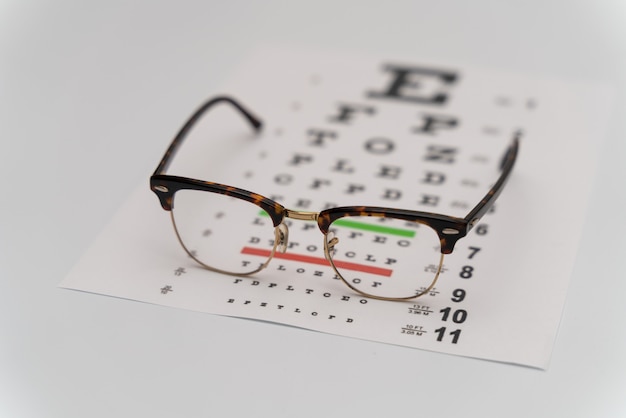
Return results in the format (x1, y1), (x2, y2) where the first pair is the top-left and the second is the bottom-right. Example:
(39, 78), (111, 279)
(468, 246), (481, 259)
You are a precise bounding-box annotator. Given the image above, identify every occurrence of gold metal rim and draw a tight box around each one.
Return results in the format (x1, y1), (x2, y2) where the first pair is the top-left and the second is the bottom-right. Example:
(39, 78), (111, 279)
(169, 211), (280, 277)
(170, 205), (445, 301)
(323, 233), (445, 301)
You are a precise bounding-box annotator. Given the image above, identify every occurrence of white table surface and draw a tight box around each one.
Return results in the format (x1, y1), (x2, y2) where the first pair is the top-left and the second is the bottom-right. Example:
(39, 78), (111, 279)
(1, 1), (625, 417)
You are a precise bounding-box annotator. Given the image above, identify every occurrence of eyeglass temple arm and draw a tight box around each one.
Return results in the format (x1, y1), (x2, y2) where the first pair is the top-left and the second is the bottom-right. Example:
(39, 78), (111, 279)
(463, 131), (520, 232)
(153, 96), (263, 176)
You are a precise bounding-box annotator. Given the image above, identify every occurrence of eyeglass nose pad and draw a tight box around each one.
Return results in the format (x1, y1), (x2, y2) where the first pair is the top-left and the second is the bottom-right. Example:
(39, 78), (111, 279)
(275, 222), (289, 254)
(324, 231), (338, 261)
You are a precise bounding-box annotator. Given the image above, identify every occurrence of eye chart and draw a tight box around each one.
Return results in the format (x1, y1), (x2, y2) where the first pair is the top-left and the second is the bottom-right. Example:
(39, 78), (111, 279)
(61, 46), (611, 369)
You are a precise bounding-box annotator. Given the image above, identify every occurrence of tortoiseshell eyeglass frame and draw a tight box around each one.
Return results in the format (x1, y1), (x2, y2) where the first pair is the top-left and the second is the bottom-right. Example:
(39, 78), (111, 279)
(150, 96), (519, 301)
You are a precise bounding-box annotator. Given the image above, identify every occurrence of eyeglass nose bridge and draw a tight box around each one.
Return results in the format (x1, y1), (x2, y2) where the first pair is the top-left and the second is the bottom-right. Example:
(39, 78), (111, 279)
(284, 209), (319, 222)
(262, 209), (322, 270)
(283, 209), (322, 252)
(282, 208), (332, 258)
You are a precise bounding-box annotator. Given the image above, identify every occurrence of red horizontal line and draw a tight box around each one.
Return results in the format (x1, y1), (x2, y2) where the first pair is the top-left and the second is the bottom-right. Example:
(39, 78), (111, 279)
(241, 247), (393, 277)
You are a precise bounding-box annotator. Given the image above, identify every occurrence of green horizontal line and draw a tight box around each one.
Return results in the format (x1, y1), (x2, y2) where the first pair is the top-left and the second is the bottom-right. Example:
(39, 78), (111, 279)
(258, 210), (415, 237)
(332, 219), (415, 237)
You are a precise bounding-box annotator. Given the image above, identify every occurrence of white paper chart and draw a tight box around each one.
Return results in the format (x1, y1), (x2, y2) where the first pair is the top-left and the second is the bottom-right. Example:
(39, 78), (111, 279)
(61, 46), (612, 369)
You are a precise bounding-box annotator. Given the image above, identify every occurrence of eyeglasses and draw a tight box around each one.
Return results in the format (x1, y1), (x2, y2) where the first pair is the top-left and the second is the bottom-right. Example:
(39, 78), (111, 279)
(150, 97), (519, 301)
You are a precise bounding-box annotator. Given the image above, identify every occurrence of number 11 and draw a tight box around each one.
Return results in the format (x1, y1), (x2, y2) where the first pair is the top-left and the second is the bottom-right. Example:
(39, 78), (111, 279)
(434, 327), (462, 344)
